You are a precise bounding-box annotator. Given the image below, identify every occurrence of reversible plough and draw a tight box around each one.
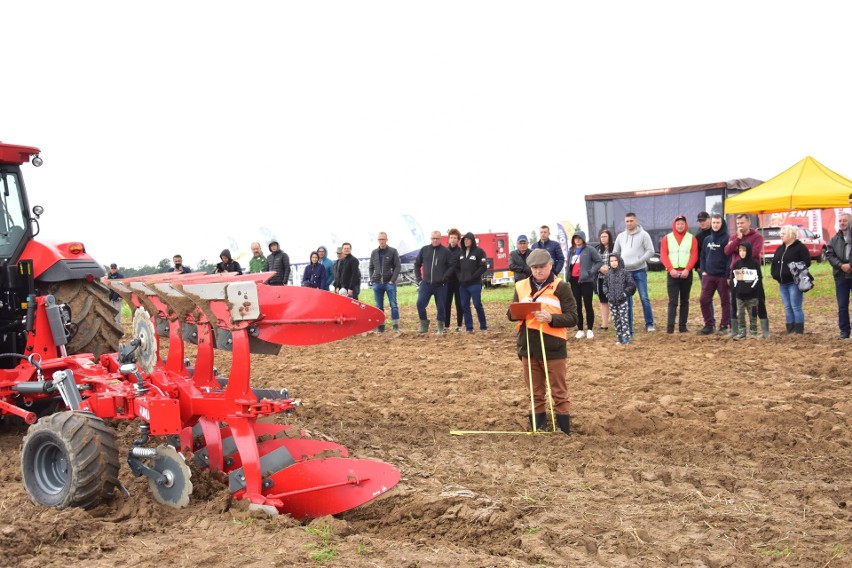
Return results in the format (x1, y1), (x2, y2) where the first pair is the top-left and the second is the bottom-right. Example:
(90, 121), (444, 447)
(1, 270), (398, 519)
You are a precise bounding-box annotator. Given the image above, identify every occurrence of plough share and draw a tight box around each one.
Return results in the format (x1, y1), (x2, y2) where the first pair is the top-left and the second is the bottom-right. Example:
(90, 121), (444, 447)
(1, 270), (398, 519)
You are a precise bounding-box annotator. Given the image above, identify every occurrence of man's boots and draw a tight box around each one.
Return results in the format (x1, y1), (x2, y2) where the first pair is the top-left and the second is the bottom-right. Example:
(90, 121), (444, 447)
(555, 414), (571, 435)
(418, 320), (430, 334)
(436, 321), (446, 334)
(392, 320), (400, 333)
(377, 324), (386, 333)
(786, 323), (794, 334)
(529, 413), (549, 432)
(760, 318), (770, 339)
(794, 322), (804, 334)
(749, 317), (758, 338)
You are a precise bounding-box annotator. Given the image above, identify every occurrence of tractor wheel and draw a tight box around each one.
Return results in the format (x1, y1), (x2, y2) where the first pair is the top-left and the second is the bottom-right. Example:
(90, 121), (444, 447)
(21, 411), (120, 510)
(43, 279), (124, 358)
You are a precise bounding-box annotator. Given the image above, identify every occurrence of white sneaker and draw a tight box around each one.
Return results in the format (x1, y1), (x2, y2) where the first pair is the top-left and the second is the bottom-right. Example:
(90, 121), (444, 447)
(575, 330), (585, 339)
(586, 330), (594, 339)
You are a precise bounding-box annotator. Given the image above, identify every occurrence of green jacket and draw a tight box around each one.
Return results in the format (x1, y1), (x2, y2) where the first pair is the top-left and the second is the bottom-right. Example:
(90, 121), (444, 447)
(249, 255), (266, 274)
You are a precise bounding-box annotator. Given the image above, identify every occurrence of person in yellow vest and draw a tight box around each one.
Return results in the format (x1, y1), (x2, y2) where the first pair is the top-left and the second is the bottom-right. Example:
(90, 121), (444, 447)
(660, 215), (698, 334)
(506, 249), (577, 434)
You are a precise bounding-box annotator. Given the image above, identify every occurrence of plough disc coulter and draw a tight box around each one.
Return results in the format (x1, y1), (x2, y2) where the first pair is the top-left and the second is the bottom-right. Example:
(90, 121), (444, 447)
(7, 272), (399, 518)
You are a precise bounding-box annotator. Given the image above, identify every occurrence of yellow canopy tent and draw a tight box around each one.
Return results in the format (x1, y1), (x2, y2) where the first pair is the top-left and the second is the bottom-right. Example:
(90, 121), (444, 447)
(725, 156), (852, 214)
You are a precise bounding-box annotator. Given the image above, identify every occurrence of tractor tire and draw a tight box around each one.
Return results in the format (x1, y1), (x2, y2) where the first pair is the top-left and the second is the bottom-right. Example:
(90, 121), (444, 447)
(43, 279), (123, 358)
(21, 411), (120, 510)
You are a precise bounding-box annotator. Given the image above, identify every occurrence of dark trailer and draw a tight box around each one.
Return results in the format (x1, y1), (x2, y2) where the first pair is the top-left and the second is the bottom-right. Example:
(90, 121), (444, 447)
(585, 178), (763, 255)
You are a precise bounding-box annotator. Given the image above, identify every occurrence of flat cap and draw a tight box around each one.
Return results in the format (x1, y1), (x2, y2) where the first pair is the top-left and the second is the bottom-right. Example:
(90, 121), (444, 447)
(527, 249), (552, 267)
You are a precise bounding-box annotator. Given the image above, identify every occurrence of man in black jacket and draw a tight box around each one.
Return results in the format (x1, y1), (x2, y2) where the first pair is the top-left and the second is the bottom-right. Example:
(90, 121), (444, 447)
(510, 234), (532, 282)
(337, 242), (362, 299)
(458, 231), (489, 332)
(825, 212), (852, 339)
(265, 240), (291, 285)
(414, 231), (455, 334)
(369, 232), (401, 332)
(443, 228), (464, 332)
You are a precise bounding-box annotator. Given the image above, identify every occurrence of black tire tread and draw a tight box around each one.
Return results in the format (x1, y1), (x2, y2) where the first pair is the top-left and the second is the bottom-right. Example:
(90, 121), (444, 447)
(42, 279), (123, 358)
(21, 411), (120, 510)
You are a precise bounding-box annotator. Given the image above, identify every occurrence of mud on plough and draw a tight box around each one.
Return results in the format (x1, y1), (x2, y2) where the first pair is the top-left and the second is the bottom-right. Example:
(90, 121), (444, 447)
(2, 271), (398, 519)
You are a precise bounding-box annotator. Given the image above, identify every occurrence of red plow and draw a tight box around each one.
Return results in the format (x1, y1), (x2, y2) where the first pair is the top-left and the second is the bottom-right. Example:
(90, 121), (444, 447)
(3, 271), (399, 519)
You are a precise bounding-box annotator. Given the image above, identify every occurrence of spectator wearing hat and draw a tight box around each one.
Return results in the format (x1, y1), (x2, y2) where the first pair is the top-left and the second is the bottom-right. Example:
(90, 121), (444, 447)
(660, 214), (698, 333)
(510, 234), (532, 282)
(531, 225), (565, 278)
(443, 228), (464, 332)
(265, 239), (290, 285)
(105, 263), (124, 325)
(566, 231), (603, 339)
(507, 248), (577, 434)
(724, 214), (766, 338)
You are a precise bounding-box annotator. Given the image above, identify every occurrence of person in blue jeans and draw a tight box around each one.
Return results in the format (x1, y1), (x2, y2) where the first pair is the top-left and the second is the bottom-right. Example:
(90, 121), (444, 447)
(612, 213), (656, 334)
(414, 231), (456, 334)
(368, 232), (402, 333)
(457, 232), (489, 332)
(770, 225), (811, 334)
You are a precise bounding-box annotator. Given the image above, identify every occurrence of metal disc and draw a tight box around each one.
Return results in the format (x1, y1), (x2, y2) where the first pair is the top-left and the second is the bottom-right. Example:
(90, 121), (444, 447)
(132, 307), (157, 374)
(148, 444), (193, 508)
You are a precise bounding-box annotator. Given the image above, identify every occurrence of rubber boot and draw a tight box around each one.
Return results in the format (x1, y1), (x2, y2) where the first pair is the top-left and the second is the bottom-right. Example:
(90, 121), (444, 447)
(392, 320), (400, 333)
(555, 414), (571, 435)
(786, 323), (794, 334)
(749, 317), (758, 338)
(760, 318), (770, 339)
(418, 319), (430, 334)
(436, 321), (446, 335)
(377, 324), (385, 333)
(728, 320), (739, 338)
(529, 413), (549, 432)
(794, 322), (804, 335)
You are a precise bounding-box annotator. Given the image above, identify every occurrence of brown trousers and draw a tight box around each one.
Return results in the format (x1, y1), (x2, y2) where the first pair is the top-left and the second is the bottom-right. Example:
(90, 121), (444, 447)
(521, 357), (569, 414)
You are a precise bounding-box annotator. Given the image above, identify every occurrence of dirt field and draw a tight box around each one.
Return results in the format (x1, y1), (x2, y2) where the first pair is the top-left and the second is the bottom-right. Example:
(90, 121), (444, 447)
(1, 294), (850, 567)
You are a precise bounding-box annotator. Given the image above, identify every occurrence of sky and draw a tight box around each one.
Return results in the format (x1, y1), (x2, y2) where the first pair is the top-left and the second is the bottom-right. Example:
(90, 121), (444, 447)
(4, 2), (852, 268)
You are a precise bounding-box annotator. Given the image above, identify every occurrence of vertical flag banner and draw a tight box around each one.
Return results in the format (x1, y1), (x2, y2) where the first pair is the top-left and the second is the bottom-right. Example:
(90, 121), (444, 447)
(556, 220), (575, 260)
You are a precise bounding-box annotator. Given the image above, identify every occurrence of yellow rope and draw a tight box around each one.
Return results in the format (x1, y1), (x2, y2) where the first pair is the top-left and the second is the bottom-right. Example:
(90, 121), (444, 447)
(538, 325), (557, 432)
(450, 430), (552, 436)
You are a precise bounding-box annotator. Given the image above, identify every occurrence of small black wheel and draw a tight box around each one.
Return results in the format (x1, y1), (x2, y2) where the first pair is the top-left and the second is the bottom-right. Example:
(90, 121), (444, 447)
(21, 411), (120, 509)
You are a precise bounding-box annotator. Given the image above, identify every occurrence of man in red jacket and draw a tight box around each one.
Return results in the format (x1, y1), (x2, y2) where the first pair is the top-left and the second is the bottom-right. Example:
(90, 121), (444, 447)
(660, 215), (698, 333)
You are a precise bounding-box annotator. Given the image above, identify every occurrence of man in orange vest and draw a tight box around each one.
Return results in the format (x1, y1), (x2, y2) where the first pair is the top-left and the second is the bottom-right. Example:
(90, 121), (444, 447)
(660, 214), (699, 334)
(507, 249), (577, 434)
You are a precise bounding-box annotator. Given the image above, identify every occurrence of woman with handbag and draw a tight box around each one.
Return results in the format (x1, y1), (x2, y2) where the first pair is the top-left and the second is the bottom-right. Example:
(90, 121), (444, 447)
(770, 225), (811, 334)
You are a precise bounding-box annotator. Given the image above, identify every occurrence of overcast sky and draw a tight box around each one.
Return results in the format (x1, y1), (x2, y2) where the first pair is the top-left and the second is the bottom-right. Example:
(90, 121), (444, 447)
(4, 2), (851, 268)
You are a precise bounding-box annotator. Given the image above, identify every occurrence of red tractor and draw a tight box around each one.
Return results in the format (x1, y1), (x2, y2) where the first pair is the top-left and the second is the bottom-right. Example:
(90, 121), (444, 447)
(0, 142), (399, 518)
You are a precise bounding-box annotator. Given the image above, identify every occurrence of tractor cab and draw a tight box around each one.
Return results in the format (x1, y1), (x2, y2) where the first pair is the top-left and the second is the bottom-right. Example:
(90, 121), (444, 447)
(0, 143), (39, 263)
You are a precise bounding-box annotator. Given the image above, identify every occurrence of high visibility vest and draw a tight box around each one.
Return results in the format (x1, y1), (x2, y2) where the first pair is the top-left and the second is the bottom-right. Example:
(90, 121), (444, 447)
(666, 232), (694, 269)
(514, 277), (568, 339)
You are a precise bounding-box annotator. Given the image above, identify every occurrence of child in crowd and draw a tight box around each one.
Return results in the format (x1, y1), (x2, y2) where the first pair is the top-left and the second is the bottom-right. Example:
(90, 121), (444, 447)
(603, 253), (636, 345)
(730, 241), (765, 339)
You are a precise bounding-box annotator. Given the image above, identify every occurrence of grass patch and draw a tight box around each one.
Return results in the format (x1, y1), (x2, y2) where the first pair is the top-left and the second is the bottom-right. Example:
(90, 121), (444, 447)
(756, 544), (792, 558)
(523, 526), (542, 536)
(305, 524), (338, 563)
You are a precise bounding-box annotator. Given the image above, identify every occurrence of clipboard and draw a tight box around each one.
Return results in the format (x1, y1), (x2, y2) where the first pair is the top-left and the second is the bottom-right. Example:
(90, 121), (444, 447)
(509, 302), (541, 319)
